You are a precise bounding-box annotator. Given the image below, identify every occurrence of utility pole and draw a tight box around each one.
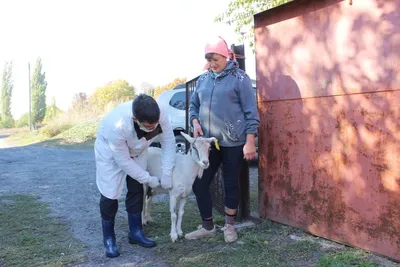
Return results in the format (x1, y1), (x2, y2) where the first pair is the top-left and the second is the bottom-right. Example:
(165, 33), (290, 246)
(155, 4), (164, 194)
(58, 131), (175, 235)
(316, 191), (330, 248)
(28, 63), (32, 131)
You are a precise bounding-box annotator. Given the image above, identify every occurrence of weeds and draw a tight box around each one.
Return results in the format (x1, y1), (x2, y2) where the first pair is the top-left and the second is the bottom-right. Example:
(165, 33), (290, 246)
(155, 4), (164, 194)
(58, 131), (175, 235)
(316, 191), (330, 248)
(0, 195), (86, 267)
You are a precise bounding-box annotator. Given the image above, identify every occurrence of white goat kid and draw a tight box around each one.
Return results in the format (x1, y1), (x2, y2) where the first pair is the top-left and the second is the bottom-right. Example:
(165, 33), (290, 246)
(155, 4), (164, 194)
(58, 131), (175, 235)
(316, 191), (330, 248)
(144, 132), (216, 242)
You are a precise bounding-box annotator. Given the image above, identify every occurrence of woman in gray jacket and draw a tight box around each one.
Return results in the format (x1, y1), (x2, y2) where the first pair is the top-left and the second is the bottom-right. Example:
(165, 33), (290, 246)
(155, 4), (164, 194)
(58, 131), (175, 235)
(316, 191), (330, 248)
(187, 36), (260, 243)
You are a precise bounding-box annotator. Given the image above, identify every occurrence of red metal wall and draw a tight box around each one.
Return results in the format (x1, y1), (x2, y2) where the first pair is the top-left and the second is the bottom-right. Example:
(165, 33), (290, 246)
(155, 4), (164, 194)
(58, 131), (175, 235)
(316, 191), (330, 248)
(255, 0), (400, 261)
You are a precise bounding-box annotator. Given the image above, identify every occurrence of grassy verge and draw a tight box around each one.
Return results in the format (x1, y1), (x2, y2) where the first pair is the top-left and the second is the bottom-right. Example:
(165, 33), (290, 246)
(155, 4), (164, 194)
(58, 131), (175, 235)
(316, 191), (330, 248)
(316, 251), (379, 267)
(0, 194), (386, 267)
(2, 117), (100, 149)
(0, 194), (86, 267)
(2, 129), (47, 147)
(124, 198), (381, 267)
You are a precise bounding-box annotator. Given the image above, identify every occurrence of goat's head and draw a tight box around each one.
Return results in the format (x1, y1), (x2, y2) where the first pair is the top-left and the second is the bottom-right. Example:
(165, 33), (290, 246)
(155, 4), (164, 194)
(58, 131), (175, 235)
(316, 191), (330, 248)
(180, 132), (217, 169)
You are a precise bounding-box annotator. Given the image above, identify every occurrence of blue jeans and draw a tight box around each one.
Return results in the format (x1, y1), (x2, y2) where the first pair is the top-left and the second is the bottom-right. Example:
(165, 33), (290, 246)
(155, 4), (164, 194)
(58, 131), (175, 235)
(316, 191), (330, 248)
(192, 145), (244, 219)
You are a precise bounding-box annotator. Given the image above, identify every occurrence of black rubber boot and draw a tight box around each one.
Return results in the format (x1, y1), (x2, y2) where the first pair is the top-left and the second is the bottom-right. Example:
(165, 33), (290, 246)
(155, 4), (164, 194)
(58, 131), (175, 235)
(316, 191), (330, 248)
(102, 219), (120, 258)
(127, 213), (157, 248)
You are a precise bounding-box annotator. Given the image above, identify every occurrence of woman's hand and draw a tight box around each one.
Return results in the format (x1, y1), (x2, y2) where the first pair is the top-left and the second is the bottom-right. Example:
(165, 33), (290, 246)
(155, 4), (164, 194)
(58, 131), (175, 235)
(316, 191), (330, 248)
(243, 134), (256, 160)
(192, 119), (203, 138)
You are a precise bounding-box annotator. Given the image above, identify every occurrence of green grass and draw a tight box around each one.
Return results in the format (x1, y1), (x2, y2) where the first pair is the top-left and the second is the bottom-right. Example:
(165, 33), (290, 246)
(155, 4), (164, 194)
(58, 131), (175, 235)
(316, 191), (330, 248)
(2, 129), (48, 147)
(123, 198), (381, 267)
(3, 118), (100, 149)
(0, 195), (87, 267)
(53, 117), (100, 144)
(315, 251), (379, 267)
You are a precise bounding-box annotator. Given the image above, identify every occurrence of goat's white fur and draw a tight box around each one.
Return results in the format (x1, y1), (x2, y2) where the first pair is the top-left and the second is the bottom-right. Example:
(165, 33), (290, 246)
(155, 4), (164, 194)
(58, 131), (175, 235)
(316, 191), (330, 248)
(143, 132), (216, 242)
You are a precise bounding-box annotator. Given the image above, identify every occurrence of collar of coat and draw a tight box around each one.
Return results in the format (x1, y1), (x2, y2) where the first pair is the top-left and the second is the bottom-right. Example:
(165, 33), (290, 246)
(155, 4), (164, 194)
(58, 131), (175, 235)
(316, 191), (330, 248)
(207, 60), (239, 79)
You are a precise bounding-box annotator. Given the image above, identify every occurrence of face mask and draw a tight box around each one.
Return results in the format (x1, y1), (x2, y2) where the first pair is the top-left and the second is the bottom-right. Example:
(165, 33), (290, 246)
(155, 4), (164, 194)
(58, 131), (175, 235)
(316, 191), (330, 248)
(136, 121), (158, 133)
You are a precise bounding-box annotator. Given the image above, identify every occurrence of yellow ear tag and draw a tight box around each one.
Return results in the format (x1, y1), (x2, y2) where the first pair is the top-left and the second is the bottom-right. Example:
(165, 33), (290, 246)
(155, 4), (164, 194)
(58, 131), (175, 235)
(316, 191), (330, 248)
(215, 139), (220, 150)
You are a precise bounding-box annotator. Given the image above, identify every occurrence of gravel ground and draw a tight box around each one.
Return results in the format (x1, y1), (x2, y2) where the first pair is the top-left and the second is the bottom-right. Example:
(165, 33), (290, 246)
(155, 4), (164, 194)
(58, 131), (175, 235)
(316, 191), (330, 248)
(0, 138), (172, 267)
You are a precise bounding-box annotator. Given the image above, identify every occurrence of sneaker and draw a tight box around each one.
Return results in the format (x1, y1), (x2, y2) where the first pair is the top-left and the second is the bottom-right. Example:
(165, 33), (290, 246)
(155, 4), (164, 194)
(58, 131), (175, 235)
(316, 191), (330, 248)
(221, 224), (237, 243)
(184, 225), (216, 240)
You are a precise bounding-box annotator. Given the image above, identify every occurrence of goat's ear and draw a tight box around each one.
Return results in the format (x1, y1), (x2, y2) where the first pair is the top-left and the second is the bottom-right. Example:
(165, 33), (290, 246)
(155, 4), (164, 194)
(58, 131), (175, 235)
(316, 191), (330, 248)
(208, 137), (217, 144)
(180, 131), (195, 143)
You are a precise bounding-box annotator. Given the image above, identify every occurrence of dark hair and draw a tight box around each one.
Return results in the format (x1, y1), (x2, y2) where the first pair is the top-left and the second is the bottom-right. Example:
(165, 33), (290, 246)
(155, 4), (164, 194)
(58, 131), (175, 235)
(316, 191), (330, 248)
(132, 94), (160, 123)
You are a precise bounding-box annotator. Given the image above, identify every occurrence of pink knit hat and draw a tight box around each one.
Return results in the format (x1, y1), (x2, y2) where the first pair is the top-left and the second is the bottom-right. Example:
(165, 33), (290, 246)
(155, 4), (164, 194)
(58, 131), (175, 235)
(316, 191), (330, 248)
(203, 36), (236, 70)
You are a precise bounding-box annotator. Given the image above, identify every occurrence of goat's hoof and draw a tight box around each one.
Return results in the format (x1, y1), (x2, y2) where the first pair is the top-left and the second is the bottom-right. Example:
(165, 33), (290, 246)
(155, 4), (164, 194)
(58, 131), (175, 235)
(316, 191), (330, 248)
(142, 217), (153, 226)
(177, 231), (183, 238)
(170, 233), (178, 243)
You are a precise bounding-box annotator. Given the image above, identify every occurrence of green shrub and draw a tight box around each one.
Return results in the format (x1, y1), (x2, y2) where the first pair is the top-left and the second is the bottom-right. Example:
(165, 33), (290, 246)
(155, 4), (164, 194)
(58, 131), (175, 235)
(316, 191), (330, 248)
(43, 105), (63, 124)
(56, 117), (101, 143)
(0, 116), (15, 128)
(15, 113), (30, 128)
(40, 121), (73, 138)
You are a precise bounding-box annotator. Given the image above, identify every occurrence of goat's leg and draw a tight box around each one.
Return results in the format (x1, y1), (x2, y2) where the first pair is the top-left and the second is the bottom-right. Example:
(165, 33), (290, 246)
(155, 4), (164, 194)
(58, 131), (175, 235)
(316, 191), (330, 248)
(142, 184), (154, 225)
(141, 184), (146, 225)
(169, 196), (178, 242)
(176, 198), (187, 238)
(144, 194), (153, 224)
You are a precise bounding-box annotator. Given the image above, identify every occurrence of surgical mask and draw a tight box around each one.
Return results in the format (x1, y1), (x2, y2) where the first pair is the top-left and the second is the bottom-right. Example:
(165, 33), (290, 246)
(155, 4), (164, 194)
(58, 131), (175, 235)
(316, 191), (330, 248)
(136, 121), (158, 133)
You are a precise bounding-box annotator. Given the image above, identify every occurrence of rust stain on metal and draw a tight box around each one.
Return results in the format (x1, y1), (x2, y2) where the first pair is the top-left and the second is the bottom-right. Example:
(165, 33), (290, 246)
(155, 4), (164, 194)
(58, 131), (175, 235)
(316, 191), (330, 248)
(258, 94), (400, 260)
(255, 0), (400, 261)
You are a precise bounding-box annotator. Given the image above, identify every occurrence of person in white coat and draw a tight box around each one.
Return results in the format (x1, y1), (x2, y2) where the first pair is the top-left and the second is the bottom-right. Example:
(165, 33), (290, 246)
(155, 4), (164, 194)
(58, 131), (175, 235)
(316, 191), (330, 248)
(94, 94), (176, 258)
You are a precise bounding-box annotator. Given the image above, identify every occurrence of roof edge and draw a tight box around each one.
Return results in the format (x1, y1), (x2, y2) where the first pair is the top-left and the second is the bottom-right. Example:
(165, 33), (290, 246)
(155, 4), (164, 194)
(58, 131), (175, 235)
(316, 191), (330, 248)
(254, 0), (343, 28)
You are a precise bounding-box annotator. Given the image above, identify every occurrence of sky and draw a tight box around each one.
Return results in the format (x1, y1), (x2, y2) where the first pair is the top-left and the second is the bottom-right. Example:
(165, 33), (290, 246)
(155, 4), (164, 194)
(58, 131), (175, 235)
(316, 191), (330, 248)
(0, 0), (256, 119)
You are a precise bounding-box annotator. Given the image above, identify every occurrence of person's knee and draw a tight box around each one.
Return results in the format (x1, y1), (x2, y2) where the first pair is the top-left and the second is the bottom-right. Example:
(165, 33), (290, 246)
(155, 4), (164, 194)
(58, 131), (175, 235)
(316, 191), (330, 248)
(126, 176), (145, 194)
(126, 204), (142, 214)
(192, 177), (210, 197)
(125, 186), (145, 214)
(192, 180), (201, 195)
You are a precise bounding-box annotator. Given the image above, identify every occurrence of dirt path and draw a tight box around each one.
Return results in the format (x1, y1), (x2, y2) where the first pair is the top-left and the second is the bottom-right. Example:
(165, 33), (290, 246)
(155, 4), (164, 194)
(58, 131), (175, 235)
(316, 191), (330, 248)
(0, 140), (171, 267)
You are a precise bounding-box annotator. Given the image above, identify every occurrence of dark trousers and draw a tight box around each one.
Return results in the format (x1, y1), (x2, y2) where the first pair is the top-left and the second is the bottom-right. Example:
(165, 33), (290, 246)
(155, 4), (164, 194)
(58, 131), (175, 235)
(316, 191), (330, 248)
(100, 175), (143, 221)
(192, 145), (244, 219)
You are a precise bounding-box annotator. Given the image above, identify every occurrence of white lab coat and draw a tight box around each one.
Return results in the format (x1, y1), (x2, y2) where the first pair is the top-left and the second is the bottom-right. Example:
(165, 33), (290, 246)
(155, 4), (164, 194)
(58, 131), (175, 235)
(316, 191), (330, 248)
(94, 100), (176, 199)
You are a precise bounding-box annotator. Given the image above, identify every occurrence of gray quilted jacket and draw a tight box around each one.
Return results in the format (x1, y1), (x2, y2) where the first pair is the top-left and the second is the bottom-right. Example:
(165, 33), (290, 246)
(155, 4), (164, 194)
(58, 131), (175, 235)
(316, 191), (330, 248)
(189, 61), (260, 147)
